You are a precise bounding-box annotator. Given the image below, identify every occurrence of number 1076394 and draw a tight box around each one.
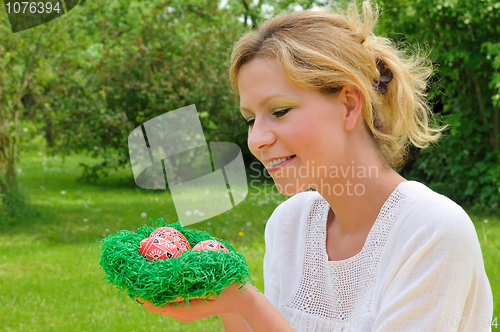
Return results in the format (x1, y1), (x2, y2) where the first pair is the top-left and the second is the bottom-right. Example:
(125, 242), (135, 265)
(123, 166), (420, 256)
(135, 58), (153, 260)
(6, 1), (61, 14)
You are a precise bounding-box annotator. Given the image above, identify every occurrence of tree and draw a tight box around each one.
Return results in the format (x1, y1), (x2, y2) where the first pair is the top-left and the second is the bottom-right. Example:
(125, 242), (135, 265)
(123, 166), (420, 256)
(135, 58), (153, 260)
(0, 0), (98, 218)
(43, 0), (330, 181)
(0, 10), (61, 199)
(37, 0), (248, 180)
(375, 0), (500, 210)
(225, 0), (326, 29)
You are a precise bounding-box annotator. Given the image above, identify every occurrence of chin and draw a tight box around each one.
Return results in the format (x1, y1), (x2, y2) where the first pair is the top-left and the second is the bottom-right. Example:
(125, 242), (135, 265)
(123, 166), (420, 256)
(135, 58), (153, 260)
(273, 180), (302, 196)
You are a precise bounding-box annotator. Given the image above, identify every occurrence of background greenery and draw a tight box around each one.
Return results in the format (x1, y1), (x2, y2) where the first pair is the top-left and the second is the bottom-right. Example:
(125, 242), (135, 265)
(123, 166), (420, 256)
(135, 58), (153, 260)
(0, 0), (499, 330)
(1, 0), (499, 215)
(377, 0), (500, 214)
(1, 0), (499, 212)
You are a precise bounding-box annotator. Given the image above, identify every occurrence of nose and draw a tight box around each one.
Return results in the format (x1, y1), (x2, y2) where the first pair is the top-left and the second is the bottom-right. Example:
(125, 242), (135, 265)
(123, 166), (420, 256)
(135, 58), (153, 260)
(247, 117), (277, 155)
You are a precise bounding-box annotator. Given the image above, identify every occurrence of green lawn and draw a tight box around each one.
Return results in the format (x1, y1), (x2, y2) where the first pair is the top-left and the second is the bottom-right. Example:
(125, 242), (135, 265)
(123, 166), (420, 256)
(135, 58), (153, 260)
(0, 151), (285, 332)
(0, 151), (498, 331)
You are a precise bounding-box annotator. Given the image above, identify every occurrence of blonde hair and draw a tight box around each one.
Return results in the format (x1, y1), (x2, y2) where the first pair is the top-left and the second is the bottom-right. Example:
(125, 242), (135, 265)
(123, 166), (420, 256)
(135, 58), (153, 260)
(229, 0), (449, 169)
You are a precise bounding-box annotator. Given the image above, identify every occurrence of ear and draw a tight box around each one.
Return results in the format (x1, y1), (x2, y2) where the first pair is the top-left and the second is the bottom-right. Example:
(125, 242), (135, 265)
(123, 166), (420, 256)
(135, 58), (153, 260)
(340, 85), (364, 132)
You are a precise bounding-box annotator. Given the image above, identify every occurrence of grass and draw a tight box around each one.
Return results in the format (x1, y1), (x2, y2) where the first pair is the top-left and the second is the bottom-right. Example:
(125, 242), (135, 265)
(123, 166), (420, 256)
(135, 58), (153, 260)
(0, 150), (498, 331)
(0, 150), (286, 331)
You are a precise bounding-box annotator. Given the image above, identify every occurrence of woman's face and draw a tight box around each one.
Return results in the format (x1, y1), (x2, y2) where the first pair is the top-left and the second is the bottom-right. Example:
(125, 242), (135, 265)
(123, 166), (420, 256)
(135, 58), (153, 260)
(238, 57), (358, 196)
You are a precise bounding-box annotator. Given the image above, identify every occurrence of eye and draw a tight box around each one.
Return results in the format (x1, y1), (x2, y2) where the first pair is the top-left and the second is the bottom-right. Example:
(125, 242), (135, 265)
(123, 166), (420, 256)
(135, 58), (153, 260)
(242, 108), (292, 127)
(273, 108), (292, 118)
(242, 117), (255, 127)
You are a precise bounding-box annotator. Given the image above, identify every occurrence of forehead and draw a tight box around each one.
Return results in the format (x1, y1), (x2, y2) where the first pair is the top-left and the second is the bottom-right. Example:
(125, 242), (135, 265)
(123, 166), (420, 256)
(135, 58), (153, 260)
(238, 58), (302, 110)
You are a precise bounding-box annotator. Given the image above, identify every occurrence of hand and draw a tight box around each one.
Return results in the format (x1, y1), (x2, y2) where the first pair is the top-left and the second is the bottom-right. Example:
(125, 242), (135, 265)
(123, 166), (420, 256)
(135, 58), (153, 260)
(136, 282), (257, 323)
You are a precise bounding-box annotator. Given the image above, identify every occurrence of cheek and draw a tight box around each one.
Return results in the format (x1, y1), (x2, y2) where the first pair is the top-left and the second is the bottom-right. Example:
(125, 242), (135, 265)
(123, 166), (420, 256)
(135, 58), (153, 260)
(247, 138), (258, 158)
(292, 121), (329, 149)
(247, 139), (260, 161)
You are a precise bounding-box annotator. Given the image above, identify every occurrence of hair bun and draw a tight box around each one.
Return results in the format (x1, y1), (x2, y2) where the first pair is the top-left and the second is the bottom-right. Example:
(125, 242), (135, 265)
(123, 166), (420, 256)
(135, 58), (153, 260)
(373, 59), (394, 94)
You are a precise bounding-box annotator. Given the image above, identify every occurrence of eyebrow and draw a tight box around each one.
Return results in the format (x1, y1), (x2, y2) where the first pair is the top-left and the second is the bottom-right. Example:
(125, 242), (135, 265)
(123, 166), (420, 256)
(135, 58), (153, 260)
(239, 94), (289, 113)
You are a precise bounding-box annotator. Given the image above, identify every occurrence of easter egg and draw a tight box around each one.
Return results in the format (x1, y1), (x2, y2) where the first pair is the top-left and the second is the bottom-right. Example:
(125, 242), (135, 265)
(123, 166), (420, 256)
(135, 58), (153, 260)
(161, 240), (187, 259)
(192, 240), (229, 253)
(150, 227), (191, 250)
(139, 236), (187, 261)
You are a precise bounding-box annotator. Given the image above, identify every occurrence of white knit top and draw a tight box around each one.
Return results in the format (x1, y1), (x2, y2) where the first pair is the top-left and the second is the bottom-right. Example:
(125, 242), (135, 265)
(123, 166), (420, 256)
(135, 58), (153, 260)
(263, 180), (494, 331)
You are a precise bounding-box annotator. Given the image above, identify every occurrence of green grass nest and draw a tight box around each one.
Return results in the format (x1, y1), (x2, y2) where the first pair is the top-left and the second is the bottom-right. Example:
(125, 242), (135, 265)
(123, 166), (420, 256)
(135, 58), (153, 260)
(96, 218), (255, 307)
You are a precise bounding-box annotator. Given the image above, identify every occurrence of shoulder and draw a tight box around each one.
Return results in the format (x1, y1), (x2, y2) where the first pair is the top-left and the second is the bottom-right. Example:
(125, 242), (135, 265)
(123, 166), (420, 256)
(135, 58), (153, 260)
(393, 181), (478, 251)
(376, 182), (488, 298)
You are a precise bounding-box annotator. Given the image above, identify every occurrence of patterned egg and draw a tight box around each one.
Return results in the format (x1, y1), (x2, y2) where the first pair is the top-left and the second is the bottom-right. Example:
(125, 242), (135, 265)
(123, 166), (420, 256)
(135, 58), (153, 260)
(139, 236), (187, 261)
(150, 227), (191, 250)
(192, 240), (229, 253)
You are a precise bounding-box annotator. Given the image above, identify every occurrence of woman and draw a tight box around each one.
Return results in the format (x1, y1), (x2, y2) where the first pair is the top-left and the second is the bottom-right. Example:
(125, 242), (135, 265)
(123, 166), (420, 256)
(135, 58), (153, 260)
(140, 1), (494, 330)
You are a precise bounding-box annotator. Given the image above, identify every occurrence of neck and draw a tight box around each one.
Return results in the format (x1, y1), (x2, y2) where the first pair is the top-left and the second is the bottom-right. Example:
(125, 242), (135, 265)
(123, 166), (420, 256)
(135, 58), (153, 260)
(319, 164), (407, 236)
(317, 117), (408, 236)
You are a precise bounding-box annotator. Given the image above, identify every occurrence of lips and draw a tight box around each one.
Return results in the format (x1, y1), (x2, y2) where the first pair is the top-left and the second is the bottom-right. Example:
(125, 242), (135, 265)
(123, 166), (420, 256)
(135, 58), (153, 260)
(266, 155), (296, 167)
(266, 155), (296, 171)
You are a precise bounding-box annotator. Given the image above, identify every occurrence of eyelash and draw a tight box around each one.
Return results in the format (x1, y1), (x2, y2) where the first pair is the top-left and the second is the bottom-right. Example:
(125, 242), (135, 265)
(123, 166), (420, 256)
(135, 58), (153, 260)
(244, 108), (292, 127)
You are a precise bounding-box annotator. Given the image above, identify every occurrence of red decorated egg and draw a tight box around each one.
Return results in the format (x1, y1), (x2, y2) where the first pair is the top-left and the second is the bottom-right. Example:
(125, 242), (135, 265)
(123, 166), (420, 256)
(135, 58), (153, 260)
(192, 240), (229, 253)
(150, 227), (191, 250)
(139, 236), (187, 261)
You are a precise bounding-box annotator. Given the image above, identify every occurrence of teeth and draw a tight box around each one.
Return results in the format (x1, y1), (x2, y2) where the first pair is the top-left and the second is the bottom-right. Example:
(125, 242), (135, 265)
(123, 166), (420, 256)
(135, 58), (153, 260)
(267, 155), (294, 167)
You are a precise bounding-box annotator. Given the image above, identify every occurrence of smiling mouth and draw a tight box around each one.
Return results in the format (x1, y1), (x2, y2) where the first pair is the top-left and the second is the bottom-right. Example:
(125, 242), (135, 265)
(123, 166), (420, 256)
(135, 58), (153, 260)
(266, 155), (296, 168)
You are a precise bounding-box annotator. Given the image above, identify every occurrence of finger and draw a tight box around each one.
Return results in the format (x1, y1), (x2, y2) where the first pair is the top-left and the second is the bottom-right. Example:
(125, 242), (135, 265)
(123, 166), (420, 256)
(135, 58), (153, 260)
(160, 299), (208, 315)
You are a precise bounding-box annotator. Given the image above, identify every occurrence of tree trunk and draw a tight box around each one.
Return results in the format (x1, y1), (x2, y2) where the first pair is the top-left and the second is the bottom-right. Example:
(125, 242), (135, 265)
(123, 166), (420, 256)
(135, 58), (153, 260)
(493, 89), (499, 153)
(0, 73), (5, 198)
(0, 118), (16, 196)
(241, 0), (249, 27)
(468, 68), (499, 152)
(0, 35), (41, 197)
(45, 120), (54, 148)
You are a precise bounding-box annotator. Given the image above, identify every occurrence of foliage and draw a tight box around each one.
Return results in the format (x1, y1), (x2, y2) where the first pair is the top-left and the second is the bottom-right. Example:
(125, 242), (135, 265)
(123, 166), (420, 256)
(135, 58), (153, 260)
(225, 0), (327, 29)
(0, 1), (87, 214)
(3, 0), (500, 212)
(45, 0), (329, 182)
(1, 0), (330, 187)
(35, 0), (248, 182)
(375, 0), (500, 211)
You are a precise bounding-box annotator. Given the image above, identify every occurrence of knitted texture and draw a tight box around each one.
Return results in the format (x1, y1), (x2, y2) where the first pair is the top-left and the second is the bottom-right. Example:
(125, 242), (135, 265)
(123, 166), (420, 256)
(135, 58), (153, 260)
(286, 189), (408, 324)
(96, 218), (255, 307)
(265, 182), (494, 331)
